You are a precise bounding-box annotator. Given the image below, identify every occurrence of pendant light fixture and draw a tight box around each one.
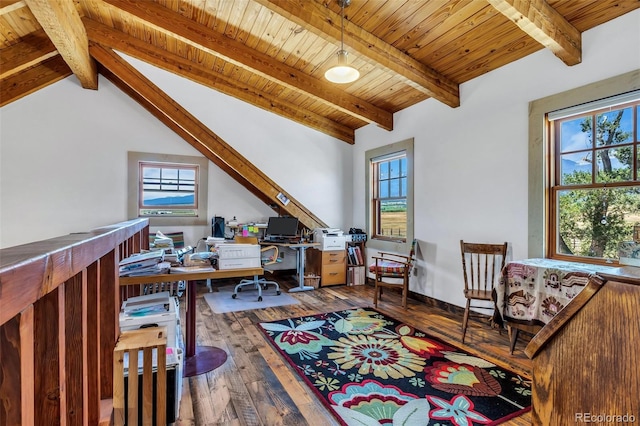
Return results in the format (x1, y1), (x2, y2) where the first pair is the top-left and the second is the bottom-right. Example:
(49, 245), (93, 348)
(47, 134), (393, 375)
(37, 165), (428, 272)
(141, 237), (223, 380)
(324, 0), (360, 84)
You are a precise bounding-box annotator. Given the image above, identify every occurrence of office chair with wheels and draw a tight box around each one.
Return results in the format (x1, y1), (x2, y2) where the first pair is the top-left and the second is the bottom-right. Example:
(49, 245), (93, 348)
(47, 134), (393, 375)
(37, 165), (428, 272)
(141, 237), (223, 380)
(232, 236), (281, 301)
(459, 240), (508, 344)
(369, 239), (417, 309)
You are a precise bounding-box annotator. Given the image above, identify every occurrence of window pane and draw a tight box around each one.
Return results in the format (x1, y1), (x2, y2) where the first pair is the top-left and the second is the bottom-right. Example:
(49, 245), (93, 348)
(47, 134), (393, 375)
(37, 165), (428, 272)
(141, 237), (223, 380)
(143, 167), (161, 179)
(560, 152), (592, 185)
(142, 190), (194, 206)
(180, 169), (195, 180)
(595, 107), (633, 146)
(556, 186), (640, 260)
(560, 117), (592, 152)
(400, 177), (407, 196)
(379, 180), (389, 198)
(389, 159), (400, 178)
(162, 168), (178, 180)
(595, 147), (633, 182)
(379, 199), (407, 238)
(389, 178), (400, 197)
(379, 162), (389, 180)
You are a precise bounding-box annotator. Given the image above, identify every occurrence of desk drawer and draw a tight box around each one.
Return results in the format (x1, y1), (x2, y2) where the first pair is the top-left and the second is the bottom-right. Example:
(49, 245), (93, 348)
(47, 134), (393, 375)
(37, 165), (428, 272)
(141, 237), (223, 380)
(322, 251), (346, 265)
(321, 263), (346, 285)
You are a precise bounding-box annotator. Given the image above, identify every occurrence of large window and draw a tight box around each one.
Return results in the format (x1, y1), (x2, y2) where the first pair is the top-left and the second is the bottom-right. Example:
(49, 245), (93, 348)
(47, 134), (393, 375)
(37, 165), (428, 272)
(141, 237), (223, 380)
(548, 93), (640, 263)
(139, 162), (198, 217)
(128, 152), (208, 226)
(372, 153), (408, 240)
(366, 139), (413, 252)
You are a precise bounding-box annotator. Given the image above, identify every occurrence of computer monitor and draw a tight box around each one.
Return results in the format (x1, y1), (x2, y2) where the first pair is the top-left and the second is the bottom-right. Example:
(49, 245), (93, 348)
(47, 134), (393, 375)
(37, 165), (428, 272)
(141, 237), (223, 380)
(266, 216), (299, 238)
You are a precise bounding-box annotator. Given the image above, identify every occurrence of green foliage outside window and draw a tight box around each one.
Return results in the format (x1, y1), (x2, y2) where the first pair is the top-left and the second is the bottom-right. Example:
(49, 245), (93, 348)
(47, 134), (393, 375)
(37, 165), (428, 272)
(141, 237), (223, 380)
(556, 105), (640, 260)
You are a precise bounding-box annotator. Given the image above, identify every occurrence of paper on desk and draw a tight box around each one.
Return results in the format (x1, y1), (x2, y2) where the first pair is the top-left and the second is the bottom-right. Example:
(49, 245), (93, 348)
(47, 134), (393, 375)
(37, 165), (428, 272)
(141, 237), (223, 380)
(170, 265), (215, 273)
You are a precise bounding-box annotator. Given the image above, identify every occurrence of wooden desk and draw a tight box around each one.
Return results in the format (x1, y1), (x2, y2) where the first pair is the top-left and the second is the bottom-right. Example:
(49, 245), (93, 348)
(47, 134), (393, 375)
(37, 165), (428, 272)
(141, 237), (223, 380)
(263, 242), (319, 292)
(120, 267), (262, 376)
(494, 258), (617, 353)
(524, 269), (640, 424)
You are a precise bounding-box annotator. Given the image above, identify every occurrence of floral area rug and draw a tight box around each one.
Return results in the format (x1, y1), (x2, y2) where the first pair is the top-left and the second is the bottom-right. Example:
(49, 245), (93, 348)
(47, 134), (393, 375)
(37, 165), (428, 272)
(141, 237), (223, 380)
(258, 308), (531, 426)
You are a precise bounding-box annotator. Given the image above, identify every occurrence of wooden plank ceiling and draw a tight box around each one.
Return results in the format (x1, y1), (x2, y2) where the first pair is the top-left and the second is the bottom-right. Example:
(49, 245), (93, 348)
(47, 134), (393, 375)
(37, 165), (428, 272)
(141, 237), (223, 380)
(3, 0), (638, 141)
(1, 0), (637, 227)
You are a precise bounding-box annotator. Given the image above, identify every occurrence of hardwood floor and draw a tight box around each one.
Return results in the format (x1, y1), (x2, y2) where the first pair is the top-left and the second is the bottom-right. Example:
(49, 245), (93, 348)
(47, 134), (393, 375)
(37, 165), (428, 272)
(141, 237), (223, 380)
(175, 276), (533, 425)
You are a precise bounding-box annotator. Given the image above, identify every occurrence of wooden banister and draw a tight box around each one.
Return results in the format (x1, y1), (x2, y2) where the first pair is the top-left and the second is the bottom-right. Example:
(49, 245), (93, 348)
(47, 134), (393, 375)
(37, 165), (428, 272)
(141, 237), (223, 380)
(0, 219), (149, 426)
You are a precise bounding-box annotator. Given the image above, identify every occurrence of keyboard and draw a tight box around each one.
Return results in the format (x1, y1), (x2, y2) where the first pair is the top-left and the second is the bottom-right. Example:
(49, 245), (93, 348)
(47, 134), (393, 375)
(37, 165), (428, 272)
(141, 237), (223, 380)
(263, 236), (294, 243)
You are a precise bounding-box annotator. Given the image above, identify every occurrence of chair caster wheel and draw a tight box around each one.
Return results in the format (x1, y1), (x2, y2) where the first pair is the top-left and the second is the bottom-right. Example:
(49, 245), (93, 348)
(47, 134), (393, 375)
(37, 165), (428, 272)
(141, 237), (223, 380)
(276, 291), (281, 295)
(258, 296), (263, 301)
(232, 294), (237, 299)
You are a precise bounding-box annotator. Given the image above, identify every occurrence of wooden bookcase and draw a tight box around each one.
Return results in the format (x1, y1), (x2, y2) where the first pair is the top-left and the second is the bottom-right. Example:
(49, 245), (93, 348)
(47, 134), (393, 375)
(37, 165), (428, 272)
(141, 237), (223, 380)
(346, 241), (366, 285)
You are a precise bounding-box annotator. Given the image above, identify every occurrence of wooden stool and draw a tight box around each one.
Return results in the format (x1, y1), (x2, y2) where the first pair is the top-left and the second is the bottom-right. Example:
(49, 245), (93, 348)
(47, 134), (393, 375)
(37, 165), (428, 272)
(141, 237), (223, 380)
(113, 327), (168, 426)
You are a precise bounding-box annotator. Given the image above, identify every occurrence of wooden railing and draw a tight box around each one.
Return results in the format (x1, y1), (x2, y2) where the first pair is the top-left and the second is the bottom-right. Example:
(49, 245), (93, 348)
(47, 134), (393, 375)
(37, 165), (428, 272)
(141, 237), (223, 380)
(0, 219), (150, 426)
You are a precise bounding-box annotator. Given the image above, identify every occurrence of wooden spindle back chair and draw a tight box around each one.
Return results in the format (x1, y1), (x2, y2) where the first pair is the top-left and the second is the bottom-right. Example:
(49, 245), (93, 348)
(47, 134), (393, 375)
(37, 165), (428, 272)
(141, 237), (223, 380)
(459, 240), (508, 343)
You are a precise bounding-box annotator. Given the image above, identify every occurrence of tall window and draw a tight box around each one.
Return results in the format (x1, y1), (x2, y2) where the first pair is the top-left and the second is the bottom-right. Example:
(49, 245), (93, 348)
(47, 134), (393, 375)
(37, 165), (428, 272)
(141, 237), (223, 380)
(128, 152), (208, 226)
(366, 139), (414, 251)
(548, 92), (640, 263)
(139, 162), (198, 217)
(372, 153), (407, 240)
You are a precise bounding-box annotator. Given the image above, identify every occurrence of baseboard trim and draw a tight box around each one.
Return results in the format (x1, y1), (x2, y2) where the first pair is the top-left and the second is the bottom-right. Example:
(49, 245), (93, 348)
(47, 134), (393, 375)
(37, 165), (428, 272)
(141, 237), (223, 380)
(364, 278), (486, 319)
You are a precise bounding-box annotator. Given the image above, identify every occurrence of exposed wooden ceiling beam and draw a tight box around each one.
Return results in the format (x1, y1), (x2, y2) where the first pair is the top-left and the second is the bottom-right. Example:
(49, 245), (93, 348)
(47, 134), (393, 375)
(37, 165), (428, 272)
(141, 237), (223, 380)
(83, 18), (354, 144)
(0, 0), (26, 15)
(0, 55), (71, 107)
(254, 0), (460, 108)
(102, 0), (393, 130)
(23, 0), (98, 89)
(89, 43), (327, 230)
(487, 0), (581, 66)
(0, 29), (57, 79)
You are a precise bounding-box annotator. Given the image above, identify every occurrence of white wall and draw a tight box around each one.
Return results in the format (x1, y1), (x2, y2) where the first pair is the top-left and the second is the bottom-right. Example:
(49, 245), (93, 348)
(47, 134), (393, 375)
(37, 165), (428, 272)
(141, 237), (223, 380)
(353, 10), (640, 308)
(0, 54), (352, 248)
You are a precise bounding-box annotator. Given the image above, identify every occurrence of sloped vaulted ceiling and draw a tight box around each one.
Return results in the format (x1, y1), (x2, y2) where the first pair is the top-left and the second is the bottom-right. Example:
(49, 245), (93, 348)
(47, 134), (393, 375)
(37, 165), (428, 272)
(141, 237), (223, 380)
(3, 0), (638, 143)
(1, 0), (638, 228)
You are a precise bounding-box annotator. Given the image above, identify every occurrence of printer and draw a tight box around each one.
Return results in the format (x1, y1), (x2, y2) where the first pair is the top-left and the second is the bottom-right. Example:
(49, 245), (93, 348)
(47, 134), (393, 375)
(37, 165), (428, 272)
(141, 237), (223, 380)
(313, 228), (347, 251)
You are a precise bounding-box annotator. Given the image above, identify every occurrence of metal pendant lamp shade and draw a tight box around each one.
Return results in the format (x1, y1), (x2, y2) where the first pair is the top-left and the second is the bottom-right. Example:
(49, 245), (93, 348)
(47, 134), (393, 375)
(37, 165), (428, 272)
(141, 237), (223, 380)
(324, 0), (359, 84)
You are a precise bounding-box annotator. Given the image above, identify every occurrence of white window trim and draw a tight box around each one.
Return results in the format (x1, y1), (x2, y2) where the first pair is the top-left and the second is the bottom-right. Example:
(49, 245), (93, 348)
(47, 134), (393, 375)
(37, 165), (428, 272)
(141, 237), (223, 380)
(365, 138), (414, 254)
(128, 151), (208, 226)
(528, 70), (640, 258)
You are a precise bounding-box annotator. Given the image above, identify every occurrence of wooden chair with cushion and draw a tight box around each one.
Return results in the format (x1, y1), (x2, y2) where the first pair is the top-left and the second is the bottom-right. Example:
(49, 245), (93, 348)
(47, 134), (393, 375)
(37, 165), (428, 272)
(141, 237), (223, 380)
(232, 236), (280, 301)
(459, 240), (508, 344)
(369, 239), (417, 309)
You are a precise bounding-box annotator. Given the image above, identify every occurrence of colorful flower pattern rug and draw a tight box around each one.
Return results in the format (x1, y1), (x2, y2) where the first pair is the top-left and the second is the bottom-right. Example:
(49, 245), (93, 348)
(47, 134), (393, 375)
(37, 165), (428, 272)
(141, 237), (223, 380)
(258, 308), (531, 426)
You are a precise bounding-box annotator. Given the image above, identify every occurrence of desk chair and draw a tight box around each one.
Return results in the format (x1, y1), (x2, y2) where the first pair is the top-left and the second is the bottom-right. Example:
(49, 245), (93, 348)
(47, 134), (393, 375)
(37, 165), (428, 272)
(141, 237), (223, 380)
(232, 236), (281, 301)
(459, 240), (508, 344)
(369, 239), (417, 309)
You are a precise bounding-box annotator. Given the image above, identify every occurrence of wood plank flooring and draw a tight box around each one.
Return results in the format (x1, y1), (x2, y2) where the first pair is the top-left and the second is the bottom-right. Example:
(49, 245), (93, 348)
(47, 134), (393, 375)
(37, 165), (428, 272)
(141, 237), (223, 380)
(175, 277), (533, 425)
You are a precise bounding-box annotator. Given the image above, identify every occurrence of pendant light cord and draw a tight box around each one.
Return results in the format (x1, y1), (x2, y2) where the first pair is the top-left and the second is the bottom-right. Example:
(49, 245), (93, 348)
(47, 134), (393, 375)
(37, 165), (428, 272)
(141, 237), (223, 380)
(340, 2), (345, 51)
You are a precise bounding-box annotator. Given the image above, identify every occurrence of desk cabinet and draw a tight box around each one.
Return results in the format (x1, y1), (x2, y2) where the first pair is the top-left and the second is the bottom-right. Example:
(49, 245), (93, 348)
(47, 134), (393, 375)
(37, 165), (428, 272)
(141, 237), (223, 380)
(525, 269), (640, 425)
(307, 248), (346, 286)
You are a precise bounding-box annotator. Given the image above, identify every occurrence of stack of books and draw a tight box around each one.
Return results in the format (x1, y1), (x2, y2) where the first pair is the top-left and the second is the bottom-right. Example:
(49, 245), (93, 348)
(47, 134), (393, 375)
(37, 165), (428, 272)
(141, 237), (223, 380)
(119, 251), (170, 276)
(347, 245), (364, 266)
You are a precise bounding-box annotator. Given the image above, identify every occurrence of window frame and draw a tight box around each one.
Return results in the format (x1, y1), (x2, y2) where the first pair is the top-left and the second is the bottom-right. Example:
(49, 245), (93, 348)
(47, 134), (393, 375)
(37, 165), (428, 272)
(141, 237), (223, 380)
(128, 152), (209, 226)
(548, 99), (639, 264)
(528, 71), (640, 263)
(138, 161), (199, 215)
(365, 138), (414, 254)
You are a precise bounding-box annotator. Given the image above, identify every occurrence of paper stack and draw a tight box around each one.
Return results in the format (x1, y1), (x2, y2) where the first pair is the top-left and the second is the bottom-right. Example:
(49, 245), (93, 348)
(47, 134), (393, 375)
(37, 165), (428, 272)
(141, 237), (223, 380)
(119, 251), (169, 276)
